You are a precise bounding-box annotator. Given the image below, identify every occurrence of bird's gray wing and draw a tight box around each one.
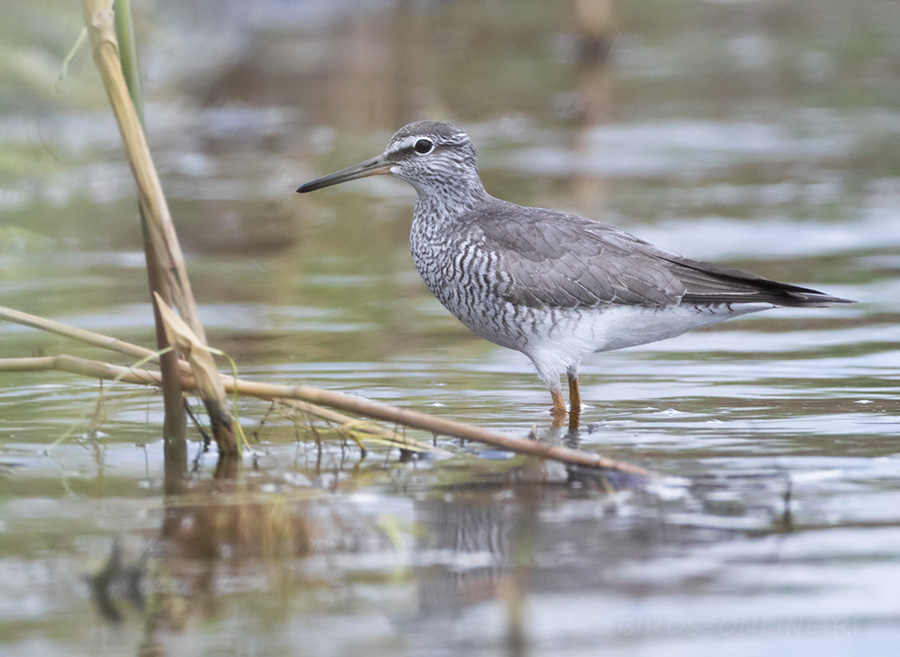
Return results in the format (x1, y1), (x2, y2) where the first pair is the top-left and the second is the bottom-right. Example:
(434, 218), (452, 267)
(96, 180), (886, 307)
(474, 202), (848, 309)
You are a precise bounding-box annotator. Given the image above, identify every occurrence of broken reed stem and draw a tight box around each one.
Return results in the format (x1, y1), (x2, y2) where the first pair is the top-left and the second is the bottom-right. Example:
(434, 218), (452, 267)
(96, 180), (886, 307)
(80, 0), (235, 453)
(0, 353), (652, 477)
(0, 305), (411, 447)
(0, 302), (653, 474)
(79, 0), (202, 338)
(234, 380), (651, 475)
(112, 0), (186, 452)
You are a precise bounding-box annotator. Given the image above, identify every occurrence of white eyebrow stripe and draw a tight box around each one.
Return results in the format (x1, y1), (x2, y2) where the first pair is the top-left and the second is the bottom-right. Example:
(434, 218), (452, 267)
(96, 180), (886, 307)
(387, 136), (424, 153)
(386, 132), (469, 155)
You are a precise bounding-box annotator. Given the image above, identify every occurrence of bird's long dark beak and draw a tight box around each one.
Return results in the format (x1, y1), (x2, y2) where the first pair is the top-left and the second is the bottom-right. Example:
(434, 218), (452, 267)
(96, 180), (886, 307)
(296, 154), (392, 193)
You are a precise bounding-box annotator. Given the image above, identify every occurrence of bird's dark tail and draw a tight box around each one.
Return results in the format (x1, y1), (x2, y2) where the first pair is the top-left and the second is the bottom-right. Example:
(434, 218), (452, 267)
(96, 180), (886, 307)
(669, 255), (856, 308)
(767, 283), (855, 307)
(681, 278), (855, 307)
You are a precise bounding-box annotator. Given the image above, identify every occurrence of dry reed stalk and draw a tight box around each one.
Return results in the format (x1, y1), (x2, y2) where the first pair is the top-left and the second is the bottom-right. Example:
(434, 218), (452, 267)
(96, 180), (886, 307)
(79, 0), (235, 453)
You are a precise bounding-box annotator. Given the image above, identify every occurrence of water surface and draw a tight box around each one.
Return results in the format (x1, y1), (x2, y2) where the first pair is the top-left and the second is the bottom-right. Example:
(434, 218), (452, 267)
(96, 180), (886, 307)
(1, 1), (898, 655)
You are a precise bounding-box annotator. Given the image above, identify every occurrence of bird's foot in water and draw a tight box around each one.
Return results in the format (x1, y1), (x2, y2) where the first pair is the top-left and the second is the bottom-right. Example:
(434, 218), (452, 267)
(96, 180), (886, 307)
(550, 391), (581, 431)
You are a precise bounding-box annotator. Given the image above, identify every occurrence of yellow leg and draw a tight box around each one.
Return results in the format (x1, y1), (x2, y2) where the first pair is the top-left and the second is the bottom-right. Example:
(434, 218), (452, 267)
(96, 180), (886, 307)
(550, 389), (567, 417)
(567, 373), (581, 431)
(567, 373), (581, 415)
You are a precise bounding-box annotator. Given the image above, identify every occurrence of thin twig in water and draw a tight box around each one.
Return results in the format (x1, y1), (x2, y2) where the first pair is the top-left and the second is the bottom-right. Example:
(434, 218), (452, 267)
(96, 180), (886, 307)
(0, 353), (652, 477)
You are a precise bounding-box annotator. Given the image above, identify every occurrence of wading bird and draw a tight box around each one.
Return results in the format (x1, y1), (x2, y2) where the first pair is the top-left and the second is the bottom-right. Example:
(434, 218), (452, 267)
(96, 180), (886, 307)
(298, 121), (853, 427)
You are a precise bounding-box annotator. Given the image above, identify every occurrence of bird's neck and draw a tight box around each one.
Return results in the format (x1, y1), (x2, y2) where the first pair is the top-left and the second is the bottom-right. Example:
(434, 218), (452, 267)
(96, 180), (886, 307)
(412, 178), (487, 229)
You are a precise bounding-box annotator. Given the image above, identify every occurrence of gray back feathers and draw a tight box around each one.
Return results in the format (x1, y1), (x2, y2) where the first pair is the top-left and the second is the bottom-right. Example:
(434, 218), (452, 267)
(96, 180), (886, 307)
(396, 120), (853, 311)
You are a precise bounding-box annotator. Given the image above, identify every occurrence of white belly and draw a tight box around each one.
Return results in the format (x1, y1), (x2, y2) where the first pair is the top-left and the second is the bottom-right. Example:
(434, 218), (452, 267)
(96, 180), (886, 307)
(508, 302), (773, 388)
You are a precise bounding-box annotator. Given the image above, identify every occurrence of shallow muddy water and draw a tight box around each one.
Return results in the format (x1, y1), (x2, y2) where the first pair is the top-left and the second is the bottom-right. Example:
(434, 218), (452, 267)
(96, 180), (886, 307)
(1, 1), (899, 655)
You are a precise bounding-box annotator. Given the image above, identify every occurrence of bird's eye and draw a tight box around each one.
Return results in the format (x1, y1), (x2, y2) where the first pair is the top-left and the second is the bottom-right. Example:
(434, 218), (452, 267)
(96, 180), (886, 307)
(414, 138), (434, 154)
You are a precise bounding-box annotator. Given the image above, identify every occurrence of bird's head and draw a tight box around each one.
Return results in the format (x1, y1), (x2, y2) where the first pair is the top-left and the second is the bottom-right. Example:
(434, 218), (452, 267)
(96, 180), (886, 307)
(297, 121), (483, 200)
